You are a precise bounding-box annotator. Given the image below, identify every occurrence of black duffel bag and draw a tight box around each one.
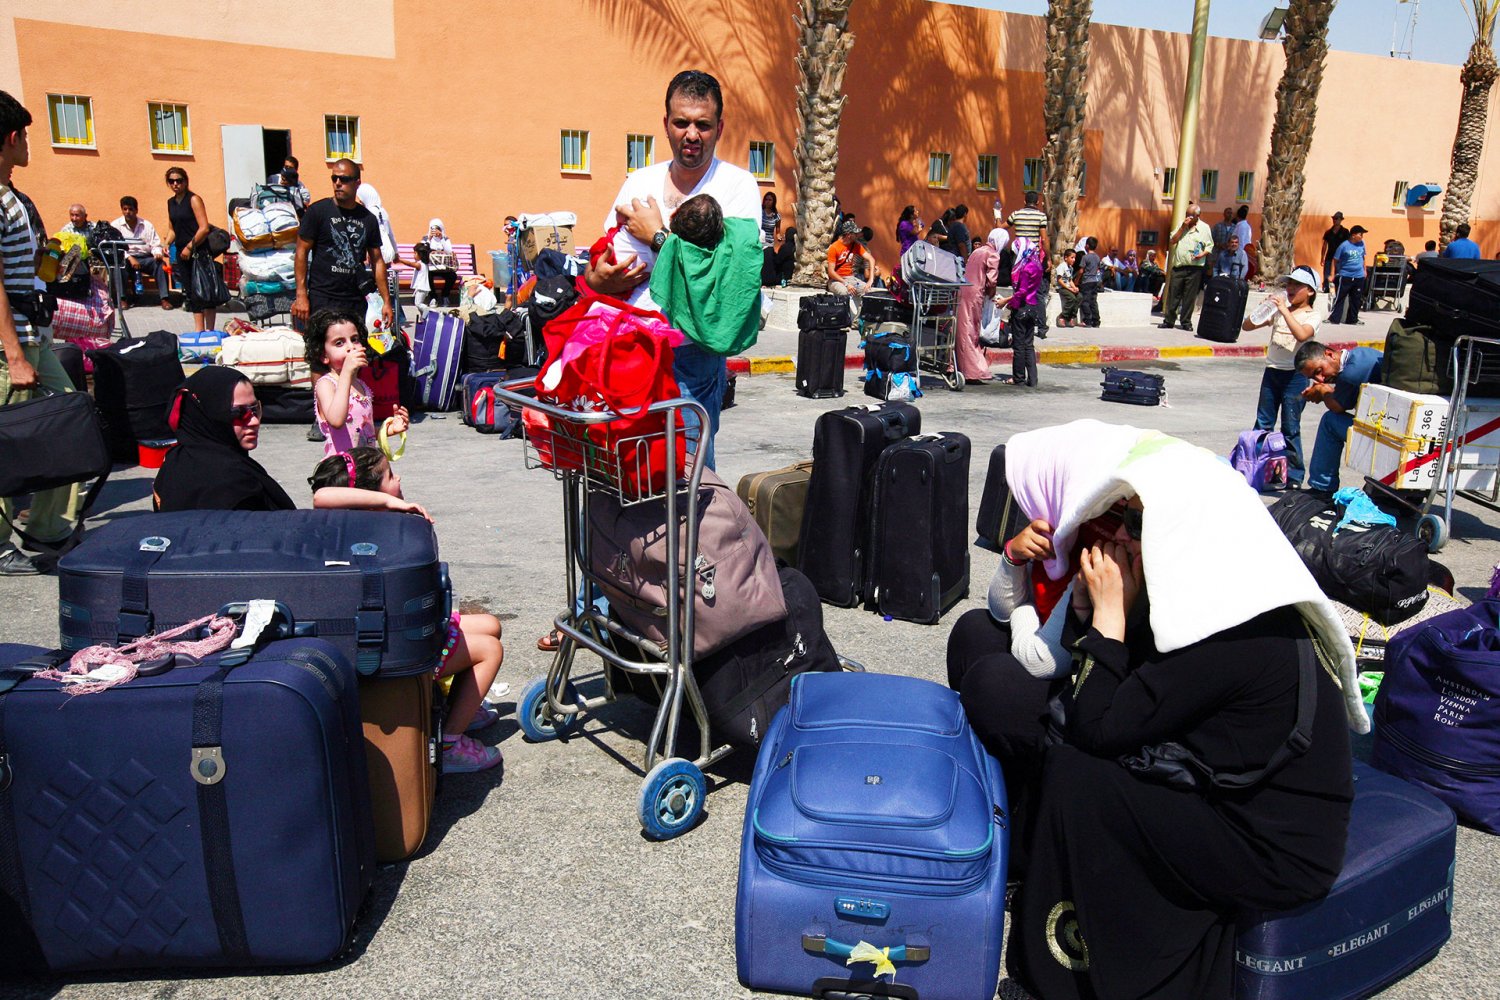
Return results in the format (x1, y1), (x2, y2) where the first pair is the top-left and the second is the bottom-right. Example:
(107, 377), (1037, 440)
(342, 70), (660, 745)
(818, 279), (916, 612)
(1269, 492), (1430, 625)
(0, 385), (111, 545)
(464, 309), (528, 372)
(797, 293), (851, 331)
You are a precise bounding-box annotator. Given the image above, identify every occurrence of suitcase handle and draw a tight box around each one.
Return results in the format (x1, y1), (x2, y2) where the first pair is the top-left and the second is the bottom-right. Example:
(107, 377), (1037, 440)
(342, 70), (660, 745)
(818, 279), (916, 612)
(213, 601), (311, 640)
(802, 933), (931, 965)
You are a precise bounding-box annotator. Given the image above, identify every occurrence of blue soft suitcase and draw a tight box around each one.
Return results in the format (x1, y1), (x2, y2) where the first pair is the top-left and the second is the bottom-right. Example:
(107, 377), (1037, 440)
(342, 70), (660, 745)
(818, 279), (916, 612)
(57, 510), (450, 677)
(735, 672), (1008, 1000)
(411, 311), (465, 411)
(1233, 760), (1456, 1000)
(0, 638), (374, 972)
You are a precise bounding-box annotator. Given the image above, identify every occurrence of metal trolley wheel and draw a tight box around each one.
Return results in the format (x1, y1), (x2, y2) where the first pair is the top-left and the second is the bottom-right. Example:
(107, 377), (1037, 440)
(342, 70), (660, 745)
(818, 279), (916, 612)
(637, 757), (707, 840)
(1417, 513), (1450, 553)
(947, 369), (965, 391)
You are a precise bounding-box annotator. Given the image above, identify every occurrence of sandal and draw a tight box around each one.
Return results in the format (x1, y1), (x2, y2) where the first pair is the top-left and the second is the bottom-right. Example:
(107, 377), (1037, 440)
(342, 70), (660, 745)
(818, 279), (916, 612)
(536, 628), (562, 652)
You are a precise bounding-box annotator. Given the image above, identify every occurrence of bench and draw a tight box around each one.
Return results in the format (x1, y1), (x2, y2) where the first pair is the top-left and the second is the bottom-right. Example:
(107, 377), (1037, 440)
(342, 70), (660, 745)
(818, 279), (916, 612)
(390, 242), (480, 291)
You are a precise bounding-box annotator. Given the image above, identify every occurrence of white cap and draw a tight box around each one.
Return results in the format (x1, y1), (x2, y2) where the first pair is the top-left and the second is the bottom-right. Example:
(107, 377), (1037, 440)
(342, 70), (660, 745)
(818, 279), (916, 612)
(1284, 265), (1319, 289)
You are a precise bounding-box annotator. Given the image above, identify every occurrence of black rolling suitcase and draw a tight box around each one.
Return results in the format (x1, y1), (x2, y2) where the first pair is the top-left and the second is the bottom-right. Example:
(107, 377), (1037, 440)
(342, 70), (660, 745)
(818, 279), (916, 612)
(1196, 274), (1248, 343)
(975, 443), (1027, 551)
(57, 509), (451, 677)
(796, 327), (847, 399)
(796, 294), (851, 399)
(865, 433), (971, 624)
(799, 403), (921, 606)
(1100, 367), (1166, 406)
(87, 330), (184, 461)
(0, 638), (374, 973)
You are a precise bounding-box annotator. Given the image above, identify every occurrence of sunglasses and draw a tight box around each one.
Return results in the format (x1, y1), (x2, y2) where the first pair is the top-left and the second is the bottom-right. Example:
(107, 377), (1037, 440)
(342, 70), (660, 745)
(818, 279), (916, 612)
(229, 401), (263, 425)
(167, 176), (186, 184)
(331, 174), (358, 185)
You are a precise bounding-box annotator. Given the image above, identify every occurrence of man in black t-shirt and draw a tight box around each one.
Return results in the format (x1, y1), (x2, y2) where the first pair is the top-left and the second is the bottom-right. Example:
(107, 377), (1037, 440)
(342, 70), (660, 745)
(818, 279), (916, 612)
(1320, 211), (1349, 293)
(292, 158), (391, 330)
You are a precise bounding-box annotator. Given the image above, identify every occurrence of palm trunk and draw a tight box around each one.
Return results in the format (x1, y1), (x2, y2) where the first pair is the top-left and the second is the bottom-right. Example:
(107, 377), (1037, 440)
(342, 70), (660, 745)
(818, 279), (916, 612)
(1440, 33), (1499, 250)
(1259, 0), (1336, 282)
(1040, 0), (1094, 255)
(791, 0), (855, 287)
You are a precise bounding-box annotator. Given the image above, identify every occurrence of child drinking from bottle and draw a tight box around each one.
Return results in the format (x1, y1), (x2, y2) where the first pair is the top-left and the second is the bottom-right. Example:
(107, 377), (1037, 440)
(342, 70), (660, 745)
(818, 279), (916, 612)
(304, 308), (409, 459)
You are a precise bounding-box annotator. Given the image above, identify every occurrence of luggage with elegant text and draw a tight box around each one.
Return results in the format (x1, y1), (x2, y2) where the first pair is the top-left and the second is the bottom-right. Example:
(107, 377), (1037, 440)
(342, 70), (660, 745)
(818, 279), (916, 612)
(799, 403), (921, 606)
(0, 639), (373, 973)
(1197, 274), (1249, 343)
(866, 432), (971, 623)
(1233, 761), (1455, 1000)
(735, 671), (1008, 1000)
(57, 510), (450, 678)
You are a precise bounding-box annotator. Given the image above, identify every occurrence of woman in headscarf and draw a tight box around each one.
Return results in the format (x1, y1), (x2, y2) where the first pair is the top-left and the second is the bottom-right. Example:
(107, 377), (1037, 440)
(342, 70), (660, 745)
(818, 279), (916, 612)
(953, 228), (1004, 383)
(152, 367), (296, 512)
(357, 183), (410, 336)
(416, 218), (458, 312)
(1002, 236), (1044, 387)
(947, 421), (1362, 1000)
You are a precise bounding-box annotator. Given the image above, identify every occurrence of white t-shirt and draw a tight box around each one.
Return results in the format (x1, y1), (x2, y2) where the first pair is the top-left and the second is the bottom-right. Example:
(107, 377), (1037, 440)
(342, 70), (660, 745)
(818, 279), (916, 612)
(1233, 218), (1254, 249)
(1266, 306), (1320, 370)
(603, 157), (762, 308)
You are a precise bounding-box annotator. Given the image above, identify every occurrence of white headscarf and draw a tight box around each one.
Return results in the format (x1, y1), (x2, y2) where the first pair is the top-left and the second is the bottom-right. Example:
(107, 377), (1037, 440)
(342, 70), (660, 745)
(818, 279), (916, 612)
(426, 218), (451, 252)
(359, 183), (396, 263)
(988, 227), (1010, 254)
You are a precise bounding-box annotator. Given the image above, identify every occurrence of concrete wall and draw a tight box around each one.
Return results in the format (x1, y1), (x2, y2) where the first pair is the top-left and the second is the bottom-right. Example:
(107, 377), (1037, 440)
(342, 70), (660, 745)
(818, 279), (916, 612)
(5, 0), (1495, 267)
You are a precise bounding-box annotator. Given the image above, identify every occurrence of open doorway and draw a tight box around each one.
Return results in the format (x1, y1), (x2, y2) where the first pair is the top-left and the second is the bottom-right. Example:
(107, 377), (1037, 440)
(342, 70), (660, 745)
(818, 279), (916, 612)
(262, 129), (291, 178)
(221, 125), (296, 216)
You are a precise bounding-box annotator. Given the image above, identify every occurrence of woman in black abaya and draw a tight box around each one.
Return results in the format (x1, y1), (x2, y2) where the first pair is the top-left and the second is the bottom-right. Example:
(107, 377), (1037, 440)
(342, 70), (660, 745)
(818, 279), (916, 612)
(152, 367), (295, 512)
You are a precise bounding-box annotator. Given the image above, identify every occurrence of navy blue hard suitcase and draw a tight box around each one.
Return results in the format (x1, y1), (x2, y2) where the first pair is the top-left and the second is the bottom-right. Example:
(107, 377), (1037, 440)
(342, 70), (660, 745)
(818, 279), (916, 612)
(1233, 760), (1456, 1000)
(57, 510), (450, 677)
(735, 672), (1008, 1000)
(0, 639), (374, 972)
(1100, 366), (1166, 406)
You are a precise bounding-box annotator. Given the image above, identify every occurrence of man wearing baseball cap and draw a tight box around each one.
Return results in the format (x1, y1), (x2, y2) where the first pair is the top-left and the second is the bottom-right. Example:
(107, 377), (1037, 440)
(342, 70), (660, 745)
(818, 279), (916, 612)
(1320, 212), (1348, 292)
(825, 218), (877, 320)
(1328, 224), (1368, 325)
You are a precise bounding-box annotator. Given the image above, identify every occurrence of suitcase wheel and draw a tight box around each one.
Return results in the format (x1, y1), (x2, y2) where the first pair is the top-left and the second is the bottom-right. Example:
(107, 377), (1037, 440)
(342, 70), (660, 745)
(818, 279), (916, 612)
(1417, 513), (1450, 553)
(638, 757), (706, 841)
(518, 675), (582, 742)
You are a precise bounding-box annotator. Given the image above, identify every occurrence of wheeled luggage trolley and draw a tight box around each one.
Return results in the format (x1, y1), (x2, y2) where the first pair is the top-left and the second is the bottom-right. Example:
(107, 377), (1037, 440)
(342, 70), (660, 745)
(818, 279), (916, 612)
(909, 278), (968, 390)
(1364, 334), (1500, 552)
(494, 381), (730, 840)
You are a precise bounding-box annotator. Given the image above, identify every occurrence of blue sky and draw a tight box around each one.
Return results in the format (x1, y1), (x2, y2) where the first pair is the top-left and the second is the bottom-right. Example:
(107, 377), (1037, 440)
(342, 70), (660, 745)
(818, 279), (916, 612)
(949, 0), (1483, 65)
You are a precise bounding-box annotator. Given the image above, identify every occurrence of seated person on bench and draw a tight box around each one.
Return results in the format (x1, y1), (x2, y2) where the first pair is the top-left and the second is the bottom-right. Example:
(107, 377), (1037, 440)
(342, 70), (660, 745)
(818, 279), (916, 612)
(946, 419), (1362, 1000)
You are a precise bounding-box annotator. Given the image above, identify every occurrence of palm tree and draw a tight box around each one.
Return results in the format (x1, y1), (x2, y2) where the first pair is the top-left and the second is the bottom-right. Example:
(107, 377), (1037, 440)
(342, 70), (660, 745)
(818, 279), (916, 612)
(791, 0), (856, 286)
(1259, 0), (1337, 280)
(1440, 0), (1500, 250)
(1040, 0), (1095, 255)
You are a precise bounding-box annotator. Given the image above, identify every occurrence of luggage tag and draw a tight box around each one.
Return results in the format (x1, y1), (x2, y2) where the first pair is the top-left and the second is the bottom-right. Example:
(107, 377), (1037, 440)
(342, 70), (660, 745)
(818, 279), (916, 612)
(221, 599), (279, 666)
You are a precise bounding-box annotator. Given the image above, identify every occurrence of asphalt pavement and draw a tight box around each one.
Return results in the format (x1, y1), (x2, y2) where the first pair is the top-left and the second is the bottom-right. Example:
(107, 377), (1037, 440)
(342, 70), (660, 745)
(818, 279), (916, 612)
(1, 344), (1496, 999)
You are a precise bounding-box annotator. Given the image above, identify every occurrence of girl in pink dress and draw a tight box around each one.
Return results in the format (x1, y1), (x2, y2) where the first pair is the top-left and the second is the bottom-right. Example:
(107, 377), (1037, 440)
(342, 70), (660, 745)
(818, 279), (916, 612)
(304, 308), (408, 458)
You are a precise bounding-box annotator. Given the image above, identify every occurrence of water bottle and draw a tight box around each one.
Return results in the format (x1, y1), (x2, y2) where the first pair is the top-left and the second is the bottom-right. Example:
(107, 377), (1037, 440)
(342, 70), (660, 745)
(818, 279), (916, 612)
(1248, 291), (1284, 326)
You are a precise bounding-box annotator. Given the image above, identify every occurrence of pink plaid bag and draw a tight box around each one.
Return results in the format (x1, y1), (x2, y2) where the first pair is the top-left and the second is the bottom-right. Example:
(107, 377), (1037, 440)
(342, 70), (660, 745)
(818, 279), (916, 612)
(49, 281), (114, 342)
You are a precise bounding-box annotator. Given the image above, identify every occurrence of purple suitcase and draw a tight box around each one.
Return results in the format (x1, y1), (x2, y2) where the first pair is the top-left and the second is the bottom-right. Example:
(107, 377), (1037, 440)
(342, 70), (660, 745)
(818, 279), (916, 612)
(411, 311), (464, 411)
(1233, 761), (1455, 999)
(735, 672), (1008, 1000)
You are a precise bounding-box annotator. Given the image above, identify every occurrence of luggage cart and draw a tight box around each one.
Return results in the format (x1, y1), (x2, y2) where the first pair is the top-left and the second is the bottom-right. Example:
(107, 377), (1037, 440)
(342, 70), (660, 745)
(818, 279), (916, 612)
(1364, 257), (1409, 312)
(496, 382), (727, 840)
(908, 278), (968, 390)
(1364, 334), (1500, 552)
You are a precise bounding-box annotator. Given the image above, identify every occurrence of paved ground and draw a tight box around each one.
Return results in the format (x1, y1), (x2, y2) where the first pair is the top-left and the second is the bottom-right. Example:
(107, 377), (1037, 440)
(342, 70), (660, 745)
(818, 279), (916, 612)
(3, 349), (1497, 998)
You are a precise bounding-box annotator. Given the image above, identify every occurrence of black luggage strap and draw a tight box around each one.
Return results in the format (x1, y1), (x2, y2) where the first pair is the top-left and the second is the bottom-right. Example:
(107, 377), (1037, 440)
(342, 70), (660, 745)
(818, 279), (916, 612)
(190, 661), (250, 962)
(352, 548), (386, 676)
(117, 535), (173, 642)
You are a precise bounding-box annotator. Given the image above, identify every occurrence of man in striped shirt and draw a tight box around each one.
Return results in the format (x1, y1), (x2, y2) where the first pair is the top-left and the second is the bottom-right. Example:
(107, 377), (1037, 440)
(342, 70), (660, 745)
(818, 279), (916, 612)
(1007, 190), (1048, 249)
(0, 90), (84, 575)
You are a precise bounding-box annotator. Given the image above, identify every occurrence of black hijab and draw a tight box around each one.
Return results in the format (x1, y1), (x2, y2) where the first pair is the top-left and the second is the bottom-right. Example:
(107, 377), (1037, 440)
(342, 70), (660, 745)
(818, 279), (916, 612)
(152, 367), (296, 512)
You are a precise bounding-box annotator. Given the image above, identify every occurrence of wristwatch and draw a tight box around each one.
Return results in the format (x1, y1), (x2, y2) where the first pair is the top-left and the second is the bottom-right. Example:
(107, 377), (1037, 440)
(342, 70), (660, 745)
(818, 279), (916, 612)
(650, 229), (668, 252)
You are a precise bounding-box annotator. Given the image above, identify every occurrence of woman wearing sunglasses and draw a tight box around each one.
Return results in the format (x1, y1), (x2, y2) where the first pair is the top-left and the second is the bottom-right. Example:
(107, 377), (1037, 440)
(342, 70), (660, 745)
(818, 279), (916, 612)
(153, 368), (296, 512)
(948, 420), (1365, 1000)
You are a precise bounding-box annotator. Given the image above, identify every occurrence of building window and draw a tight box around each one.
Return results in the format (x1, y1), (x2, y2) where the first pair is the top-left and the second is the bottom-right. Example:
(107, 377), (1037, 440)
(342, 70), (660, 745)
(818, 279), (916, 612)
(46, 94), (94, 149)
(1200, 169), (1219, 202)
(928, 152), (952, 190)
(561, 129), (590, 173)
(749, 141), (775, 181)
(1392, 180), (1409, 209)
(1022, 157), (1044, 193)
(1236, 171), (1255, 202)
(147, 102), (191, 154)
(626, 133), (654, 173)
(1161, 167), (1178, 200)
(324, 115), (361, 162)
(976, 154), (999, 191)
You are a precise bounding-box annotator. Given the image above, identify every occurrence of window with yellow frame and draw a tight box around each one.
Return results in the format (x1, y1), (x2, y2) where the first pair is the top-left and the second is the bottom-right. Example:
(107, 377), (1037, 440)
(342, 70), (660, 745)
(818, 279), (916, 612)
(324, 114), (361, 162)
(47, 94), (94, 149)
(148, 102), (191, 154)
(561, 130), (590, 173)
(928, 152), (952, 190)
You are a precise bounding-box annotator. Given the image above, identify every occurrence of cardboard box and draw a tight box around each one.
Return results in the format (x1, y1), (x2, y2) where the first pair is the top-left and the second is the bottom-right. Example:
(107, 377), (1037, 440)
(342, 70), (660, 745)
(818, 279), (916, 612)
(520, 223), (574, 263)
(1354, 384), (1448, 444)
(1346, 421), (1441, 490)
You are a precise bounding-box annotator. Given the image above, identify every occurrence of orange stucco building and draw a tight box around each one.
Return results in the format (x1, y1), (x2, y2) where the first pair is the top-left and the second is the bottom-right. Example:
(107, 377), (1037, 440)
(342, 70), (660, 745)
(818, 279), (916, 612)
(5, 0), (1496, 270)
